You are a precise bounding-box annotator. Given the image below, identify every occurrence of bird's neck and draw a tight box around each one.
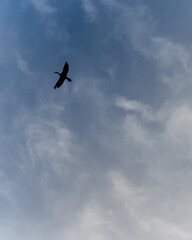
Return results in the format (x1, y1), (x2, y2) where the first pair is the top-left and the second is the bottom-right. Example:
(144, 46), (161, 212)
(55, 72), (61, 76)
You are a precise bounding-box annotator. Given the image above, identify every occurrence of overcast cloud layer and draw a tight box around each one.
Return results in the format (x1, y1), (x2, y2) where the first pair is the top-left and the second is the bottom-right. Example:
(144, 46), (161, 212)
(1, 0), (192, 239)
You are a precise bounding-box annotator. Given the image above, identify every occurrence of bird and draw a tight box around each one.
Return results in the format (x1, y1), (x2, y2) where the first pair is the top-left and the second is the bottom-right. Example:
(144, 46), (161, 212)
(54, 62), (72, 89)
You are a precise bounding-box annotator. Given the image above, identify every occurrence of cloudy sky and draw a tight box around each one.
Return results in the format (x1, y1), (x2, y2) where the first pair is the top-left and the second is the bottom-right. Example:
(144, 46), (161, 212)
(1, 0), (192, 239)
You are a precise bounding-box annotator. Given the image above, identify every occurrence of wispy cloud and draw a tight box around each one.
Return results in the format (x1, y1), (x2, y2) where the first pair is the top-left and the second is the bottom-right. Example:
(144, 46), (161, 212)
(109, 171), (192, 239)
(149, 38), (192, 92)
(14, 51), (31, 74)
(115, 97), (155, 121)
(82, 0), (97, 22)
(104, 1), (192, 94)
(30, 0), (56, 14)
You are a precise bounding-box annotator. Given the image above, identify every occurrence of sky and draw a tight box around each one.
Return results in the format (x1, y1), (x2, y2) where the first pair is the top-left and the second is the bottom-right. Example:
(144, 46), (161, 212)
(1, 0), (192, 239)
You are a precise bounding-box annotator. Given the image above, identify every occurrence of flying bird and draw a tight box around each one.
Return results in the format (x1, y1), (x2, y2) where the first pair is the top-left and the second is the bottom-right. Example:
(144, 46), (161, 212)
(54, 62), (72, 89)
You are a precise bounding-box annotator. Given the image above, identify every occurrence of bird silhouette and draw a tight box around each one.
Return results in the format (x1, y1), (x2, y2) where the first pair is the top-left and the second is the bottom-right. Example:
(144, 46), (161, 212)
(54, 62), (72, 89)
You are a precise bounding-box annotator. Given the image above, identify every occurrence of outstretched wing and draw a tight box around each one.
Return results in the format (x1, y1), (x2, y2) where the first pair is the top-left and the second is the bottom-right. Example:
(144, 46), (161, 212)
(61, 62), (69, 75)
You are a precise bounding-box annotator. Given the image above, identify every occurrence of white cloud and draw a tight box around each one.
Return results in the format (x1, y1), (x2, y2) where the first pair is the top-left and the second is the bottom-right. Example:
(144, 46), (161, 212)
(43, 92), (192, 240)
(14, 113), (75, 179)
(100, 1), (192, 93)
(115, 96), (192, 159)
(82, 0), (97, 22)
(115, 96), (155, 121)
(14, 51), (31, 74)
(108, 171), (192, 240)
(30, 0), (56, 14)
(149, 38), (192, 91)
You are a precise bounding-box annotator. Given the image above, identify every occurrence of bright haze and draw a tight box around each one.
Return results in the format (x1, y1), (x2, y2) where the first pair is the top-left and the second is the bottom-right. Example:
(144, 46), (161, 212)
(1, 0), (192, 239)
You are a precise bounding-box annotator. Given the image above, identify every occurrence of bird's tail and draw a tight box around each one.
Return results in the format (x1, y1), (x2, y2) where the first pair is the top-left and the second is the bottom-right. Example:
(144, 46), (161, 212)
(66, 77), (72, 82)
(54, 85), (57, 89)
